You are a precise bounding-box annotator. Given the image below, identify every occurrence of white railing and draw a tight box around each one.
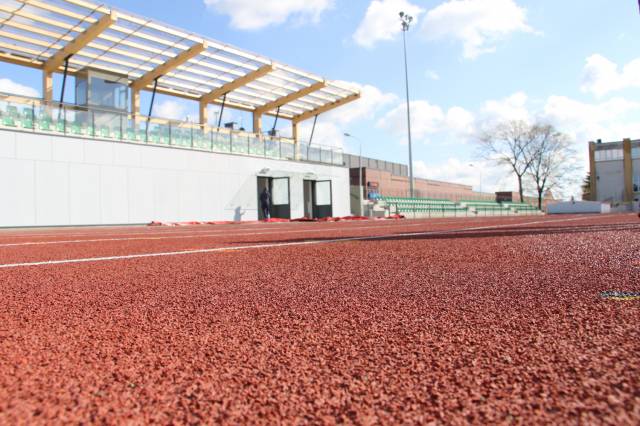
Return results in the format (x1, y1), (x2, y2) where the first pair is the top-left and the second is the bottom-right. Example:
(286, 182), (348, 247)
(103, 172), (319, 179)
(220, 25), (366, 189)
(0, 93), (344, 166)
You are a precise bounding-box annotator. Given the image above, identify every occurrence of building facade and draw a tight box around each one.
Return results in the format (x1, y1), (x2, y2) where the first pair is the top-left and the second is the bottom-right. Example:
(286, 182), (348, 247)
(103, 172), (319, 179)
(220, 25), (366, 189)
(588, 138), (640, 209)
(344, 154), (495, 202)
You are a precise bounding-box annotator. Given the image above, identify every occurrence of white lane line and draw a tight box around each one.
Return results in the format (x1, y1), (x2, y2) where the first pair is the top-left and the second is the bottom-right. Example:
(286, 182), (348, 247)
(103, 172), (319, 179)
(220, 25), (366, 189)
(0, 215), (544, 240)
(0, 220), (476, 248)
(0, 215), (607, 269)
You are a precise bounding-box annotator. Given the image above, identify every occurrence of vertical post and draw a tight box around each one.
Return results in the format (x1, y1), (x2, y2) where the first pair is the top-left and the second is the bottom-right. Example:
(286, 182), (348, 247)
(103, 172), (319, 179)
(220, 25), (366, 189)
(588, 141), (597, 201)
(218, 94), (226, 129)
(292, 122), (298, 143)
(199, 101), (208, 128)
(253, 112), (262, 135)
(292, 121), (299, 160)
(43, 71), (53, 103)
(145, 79), (158, 142)
(131, 88), (140, 123)
(623, 138), (633, 204)
(359, 141), (363, 217)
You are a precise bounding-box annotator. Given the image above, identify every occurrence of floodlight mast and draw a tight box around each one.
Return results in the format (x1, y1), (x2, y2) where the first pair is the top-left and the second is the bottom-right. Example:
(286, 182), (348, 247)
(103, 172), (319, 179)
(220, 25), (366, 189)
(399, 11), (414, 198)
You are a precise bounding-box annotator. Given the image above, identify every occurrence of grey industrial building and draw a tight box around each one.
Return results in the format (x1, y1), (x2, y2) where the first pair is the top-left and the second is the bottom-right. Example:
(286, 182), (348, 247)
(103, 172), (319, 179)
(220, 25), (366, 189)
(588, 138), (640, 210)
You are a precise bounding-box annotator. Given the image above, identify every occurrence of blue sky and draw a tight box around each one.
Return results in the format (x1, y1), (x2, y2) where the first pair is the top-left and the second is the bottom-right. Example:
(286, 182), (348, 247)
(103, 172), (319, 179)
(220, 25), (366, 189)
(1, 0), (639, 196)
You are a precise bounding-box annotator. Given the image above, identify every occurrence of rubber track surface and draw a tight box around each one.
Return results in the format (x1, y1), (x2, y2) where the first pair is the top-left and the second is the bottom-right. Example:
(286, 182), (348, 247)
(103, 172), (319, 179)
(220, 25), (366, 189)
(0, 215), (639, 424)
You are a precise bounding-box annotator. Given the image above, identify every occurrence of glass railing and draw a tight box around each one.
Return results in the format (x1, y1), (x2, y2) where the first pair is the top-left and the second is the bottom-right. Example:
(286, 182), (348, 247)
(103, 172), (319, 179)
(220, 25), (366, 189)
(0, 93), (345, 166)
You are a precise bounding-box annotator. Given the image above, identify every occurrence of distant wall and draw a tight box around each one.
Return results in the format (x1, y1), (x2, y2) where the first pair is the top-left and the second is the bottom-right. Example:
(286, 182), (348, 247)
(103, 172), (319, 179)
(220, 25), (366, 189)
(359, 168), (492, 201)
(547, 201), (609, 214)
(0, 129), (349, 227)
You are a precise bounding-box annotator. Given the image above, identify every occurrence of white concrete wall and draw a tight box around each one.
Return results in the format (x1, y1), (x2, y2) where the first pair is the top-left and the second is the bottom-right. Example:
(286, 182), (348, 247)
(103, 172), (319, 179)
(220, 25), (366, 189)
(0, 129), (350, 227)
(547, 201), (609, 214)
(595, 160), (624, 203)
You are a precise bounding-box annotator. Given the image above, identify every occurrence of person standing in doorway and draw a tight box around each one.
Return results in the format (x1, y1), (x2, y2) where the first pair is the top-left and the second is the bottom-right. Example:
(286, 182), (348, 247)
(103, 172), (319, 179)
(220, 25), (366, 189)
(260, 187), (271, 220)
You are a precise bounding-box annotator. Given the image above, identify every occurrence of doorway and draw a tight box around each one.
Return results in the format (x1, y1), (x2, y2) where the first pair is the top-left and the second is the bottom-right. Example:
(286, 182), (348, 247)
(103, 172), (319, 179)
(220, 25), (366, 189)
(303, 179), (333, 219)
(257, 176), (291, 220)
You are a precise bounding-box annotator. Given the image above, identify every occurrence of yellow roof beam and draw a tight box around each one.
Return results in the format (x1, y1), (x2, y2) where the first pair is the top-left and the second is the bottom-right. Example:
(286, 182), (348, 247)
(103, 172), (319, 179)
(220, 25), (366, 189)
(43, 12), (117, 72)
(292, 93), (361, 124)
(200, 64), (273, 105)
(130, 42), (207, 91)
(254, 81), (326, 115)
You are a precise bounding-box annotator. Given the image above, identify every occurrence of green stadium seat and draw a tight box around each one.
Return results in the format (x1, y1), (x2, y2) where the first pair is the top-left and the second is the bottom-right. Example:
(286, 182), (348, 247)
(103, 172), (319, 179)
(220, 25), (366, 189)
(2, 115), (16, 127)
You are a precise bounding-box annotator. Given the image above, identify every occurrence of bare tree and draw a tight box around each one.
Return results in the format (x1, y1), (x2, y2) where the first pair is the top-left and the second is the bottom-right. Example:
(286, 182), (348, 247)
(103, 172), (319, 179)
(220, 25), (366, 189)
(526, 124), (579, 209)
(478, 120), (537, 202)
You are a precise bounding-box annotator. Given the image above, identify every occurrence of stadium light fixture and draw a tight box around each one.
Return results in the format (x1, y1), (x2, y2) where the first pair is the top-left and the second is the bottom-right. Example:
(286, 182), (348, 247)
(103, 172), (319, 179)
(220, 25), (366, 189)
(399, 11), (414, 198)
(344, 132), (363, 216)
(469, 163), (483, 193)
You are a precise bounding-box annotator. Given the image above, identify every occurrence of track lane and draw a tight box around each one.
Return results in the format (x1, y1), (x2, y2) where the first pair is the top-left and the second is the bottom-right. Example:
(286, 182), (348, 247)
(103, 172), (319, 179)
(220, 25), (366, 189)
(0, 214), (638, 423)
(0, 215), (636, 267)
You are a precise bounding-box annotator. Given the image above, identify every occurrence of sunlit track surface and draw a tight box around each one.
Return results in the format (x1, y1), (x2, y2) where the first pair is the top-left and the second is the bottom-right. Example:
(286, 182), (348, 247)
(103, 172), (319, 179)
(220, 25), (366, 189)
(0, 214), (639, 423)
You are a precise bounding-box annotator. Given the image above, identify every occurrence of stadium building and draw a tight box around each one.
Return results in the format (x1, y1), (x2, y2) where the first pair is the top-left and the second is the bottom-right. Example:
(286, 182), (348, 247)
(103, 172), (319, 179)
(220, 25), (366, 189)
(588, 138), (640, 211)
(0, 0), (360, 227)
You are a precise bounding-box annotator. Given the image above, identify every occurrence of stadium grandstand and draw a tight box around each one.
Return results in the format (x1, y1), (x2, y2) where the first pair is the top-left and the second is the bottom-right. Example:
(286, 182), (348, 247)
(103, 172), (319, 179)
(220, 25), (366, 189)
(0, 0), (360, 227)
(343, 154), (542, 217)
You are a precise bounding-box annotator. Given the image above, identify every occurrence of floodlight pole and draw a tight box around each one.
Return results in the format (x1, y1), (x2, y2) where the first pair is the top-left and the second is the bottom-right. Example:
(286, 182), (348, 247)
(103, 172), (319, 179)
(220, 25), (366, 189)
(400, 12), (414, 198)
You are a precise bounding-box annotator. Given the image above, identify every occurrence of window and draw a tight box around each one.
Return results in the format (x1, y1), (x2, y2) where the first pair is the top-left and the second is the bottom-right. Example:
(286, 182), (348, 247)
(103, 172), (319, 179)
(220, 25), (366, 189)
(634, 174), (640, 193)
(595, 149), (623, 162)
(632, 147), (640, 159)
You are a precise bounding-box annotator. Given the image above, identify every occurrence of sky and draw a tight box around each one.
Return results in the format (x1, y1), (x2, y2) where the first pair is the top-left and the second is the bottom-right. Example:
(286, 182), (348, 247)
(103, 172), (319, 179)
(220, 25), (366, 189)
(1, 0), (639, 197)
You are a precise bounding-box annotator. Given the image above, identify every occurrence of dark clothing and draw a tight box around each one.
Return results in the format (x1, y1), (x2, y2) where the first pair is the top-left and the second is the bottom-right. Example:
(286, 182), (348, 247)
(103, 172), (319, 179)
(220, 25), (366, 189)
(260, 190), (271, 219)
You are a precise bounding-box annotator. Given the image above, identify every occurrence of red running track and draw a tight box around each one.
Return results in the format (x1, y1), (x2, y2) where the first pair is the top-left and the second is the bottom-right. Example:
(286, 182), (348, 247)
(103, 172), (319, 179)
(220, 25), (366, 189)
(0, 214), (639, 424)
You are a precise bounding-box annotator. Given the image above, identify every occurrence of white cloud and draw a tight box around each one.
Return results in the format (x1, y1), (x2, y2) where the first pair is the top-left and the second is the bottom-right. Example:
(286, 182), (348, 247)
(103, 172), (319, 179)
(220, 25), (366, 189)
(422, 0), (535, 59)
(353, 0), (424, 48)
(580, 54), (640, 97)
(425, 69), (440, 80)
(479, 91), (530, 126)
(204, 0), (333, 30)
(294, 81), (396, 148)
(542, 95), (640, 143)
(377, 100), (475, 141)
(327, 81), (397, 124)
(0, 78), (38, 98)
(155, 100), (187, 121)
(297, 121), (346, 149)
(446, 106), (475, 135)
(413, 158), (515, 193)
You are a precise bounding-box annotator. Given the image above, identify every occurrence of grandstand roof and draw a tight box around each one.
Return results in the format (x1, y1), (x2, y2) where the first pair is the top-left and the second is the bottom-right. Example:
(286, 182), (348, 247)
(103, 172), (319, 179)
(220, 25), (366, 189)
(0, 0), (360, 121)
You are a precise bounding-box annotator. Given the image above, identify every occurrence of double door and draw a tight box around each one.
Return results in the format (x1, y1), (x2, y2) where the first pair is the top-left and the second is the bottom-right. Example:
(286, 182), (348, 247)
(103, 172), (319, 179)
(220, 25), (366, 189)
(304, 180), (333, 219)
(257, 177), (291, 219)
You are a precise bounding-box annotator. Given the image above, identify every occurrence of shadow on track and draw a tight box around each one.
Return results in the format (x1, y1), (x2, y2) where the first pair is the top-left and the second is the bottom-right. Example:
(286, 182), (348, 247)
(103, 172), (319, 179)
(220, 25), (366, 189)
(229, 223), (640, 246)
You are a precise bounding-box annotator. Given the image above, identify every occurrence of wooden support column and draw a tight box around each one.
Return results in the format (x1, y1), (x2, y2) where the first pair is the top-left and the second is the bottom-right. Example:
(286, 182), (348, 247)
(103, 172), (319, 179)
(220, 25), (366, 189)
(253, 112), (262, 134)
(42, 71), (53, 102)
(623, 138), (633, 203)
(588, 141), (597, 201)
(131, 88), (140, 122)
(292, 122), (298, 143)
(199, 101), (208, 127)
